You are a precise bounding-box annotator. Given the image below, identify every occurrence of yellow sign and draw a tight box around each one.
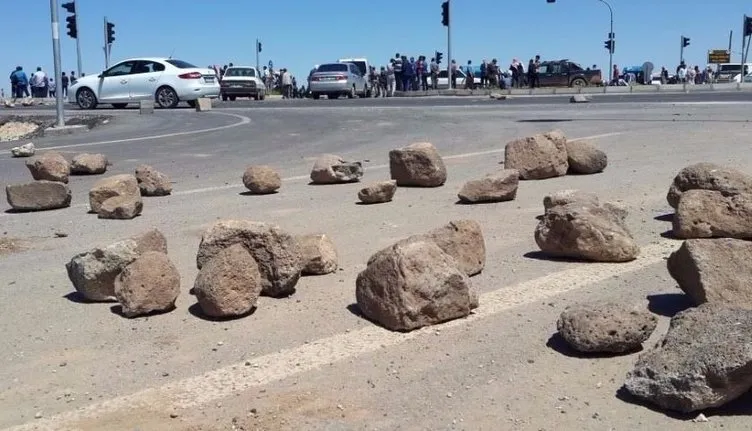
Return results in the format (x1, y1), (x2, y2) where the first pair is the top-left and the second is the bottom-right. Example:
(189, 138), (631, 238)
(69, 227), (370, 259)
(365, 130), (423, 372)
(708, 50), (731, 64)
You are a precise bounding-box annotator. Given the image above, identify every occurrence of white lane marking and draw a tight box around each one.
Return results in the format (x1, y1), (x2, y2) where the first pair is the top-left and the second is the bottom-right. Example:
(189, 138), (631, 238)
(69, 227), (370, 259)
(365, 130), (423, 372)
(1, 112), (251, 154)
(0, 132), (623, 214)
(6, 238), (676, 431)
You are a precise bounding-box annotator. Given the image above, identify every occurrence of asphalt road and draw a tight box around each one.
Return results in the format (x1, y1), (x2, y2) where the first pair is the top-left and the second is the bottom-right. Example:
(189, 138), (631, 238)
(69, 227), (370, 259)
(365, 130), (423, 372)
(1, 97), (751, 430)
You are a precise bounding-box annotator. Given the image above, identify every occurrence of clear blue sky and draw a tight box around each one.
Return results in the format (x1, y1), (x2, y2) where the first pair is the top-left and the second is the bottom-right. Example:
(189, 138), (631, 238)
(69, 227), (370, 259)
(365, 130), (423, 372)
(3, 0), (751, 94)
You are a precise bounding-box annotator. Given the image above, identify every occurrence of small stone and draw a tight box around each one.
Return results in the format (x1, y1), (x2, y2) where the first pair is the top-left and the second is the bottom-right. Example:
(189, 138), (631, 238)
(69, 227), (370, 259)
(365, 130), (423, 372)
(34, 412), (42, 419)
(170, 412), (179, 419)
(135, 164), (172, 196)
(310, 155), (363, 184)
(358, 180), (397, 204)
(71, 153), (108, 175)
(11, 142), (35, 157)
(692, 413), (709, 423)
(242, 165), (281, 194)
(297, 234), (338, 276)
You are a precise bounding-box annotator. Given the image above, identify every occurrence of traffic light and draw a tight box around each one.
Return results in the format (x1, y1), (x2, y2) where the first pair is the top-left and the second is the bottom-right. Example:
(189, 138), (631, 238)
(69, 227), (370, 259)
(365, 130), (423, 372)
(436, 51), (443, 64)
(746, 15), (752, 37)
(257, 41), (262, 53)
(682, 36), (690, 48)
(604, 39), (614, 54)
(106, 22), (115, 44)
(441, 1), (449, 27)
(62, 2), (77, 39)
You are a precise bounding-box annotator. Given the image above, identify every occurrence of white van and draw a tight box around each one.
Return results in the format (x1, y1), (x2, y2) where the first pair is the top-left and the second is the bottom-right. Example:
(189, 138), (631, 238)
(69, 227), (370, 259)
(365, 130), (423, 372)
(338, 58), (371, 95)
(715, 63), (752, 82)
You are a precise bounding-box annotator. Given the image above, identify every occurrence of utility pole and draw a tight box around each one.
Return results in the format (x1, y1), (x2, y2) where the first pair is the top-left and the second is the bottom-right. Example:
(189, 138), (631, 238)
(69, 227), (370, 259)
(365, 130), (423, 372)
(50, 0), (65, 127)
(598, 0), (614, 85)
(62, 1), (81, 76)
(103, 17), (109, 68)
(441, 1), (451, 89)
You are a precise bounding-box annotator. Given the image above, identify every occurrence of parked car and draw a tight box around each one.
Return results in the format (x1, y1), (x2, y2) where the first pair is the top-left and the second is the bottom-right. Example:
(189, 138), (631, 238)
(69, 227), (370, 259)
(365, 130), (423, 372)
(309, 63), (368, 99)
(68, 57), (219, 109)
(338, 58), (371, 96)
(716, 63), (752, 83)
(425, 69), (469, 89)
(537, 60), (602, 87)
(220, 66), (266, 101)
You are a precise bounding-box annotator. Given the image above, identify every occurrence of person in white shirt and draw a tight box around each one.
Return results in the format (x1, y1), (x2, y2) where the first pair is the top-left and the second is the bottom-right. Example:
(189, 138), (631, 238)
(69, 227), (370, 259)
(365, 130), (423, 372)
(281, 69), (292, 99)
(31, 67), (47, 98)
(48, 78), (56, 98)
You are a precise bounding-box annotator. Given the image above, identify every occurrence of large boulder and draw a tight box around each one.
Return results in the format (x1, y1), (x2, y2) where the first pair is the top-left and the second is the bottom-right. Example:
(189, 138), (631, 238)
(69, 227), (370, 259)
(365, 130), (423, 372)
(369, 220), (486, 277)
(89, 174), (141, 213)
(673, 190), (752, 239)
(358, 180), (397, 204)
(196, 220), (302, 297)
(565, 140), (607, 174)
(6, 181), (71, 211)
(310, 154), (363, 184)
(667, 163), (752, 209)
(356, 240), (474, 332)
(242, 165), (281, 194)
(557, 302), (657, 354)
(668, 238), (752, 309)
(114, 251), (180, 317)
(457, 169), (519, 203)
(543, 189), (600, 212)
(193, 244), (262, 317)
(65, 229), (167, 301)
(98, 195), (143, 220)
(389, 142), (447, 187)
(503, 132), (568, 180)
(135, 164), (172, 196)
(297, 234), (338, 275)
(25, 151), (70, 183)
(624, 304), (752, 413)
(535, 202), (639, 262)
(71, 153), (108, 175)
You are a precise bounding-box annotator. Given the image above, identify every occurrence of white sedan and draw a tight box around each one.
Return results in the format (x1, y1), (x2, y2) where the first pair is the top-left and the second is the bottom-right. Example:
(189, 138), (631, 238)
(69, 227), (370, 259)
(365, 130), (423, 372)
(68, 57), (220, 109)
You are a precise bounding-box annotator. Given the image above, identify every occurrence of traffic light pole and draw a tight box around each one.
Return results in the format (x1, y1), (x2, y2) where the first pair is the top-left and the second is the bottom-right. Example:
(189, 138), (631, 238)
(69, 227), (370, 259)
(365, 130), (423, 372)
(598, 0), (613, 86)
(256, 38), (260, 72)
(446, 0), (452, 90)
(680, 35), (684, 65)
(74, 0), (82, 76)
(103, 16), (109, 68)
(50, 0), (65, 127)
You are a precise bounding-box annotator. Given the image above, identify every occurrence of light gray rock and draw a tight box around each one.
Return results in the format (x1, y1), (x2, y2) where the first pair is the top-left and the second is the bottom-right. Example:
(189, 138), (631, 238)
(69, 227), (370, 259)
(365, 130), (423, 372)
(310, 154), (363, 184)
(570, 94), (591, 103)
(543, 189), (600, 212)
(624, 304), (752, 413)
(6, 181), (71, 211)
(356, 240), (474, 331)
(389, 142), (447, 187)
(458, 169), (519, 203)
(557, 302), (657, 353)
(565, 140), (607, 174)
(504, 132), (568, 180)
(10, 142), (35, 157)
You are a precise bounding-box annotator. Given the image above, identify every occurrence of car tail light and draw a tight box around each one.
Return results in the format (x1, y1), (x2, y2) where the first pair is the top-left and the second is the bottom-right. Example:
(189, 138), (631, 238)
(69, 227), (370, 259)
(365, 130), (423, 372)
(311, 76), (320, 81)
(335, 75), (347, 81)
(179, 72), (203, 79)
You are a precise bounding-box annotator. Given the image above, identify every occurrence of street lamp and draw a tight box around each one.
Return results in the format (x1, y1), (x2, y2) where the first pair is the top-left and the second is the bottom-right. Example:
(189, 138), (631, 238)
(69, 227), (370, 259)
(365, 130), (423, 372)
(598, 0), (614, 85)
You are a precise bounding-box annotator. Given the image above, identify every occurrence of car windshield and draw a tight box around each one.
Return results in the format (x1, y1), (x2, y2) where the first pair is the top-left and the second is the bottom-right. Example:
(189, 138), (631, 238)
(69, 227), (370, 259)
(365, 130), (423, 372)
(166, 59), (197, 69)
(719, 65), (741, 73)
(317, 64), (348, 73)
(569, 62), (584, 71)
(225, 68), (256, 77)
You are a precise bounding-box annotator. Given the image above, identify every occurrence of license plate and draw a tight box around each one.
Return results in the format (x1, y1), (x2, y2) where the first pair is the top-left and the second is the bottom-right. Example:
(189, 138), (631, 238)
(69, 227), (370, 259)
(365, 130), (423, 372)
(231, 84), (242, 88)
(204, 77), (215, 83)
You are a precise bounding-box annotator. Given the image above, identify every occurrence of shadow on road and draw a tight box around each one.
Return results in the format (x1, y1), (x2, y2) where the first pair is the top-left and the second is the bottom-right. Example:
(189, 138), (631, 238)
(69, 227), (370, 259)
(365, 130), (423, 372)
(187, 303), (258, 322)
(646, 293), (693, 317)
(545, 332), (644, 359)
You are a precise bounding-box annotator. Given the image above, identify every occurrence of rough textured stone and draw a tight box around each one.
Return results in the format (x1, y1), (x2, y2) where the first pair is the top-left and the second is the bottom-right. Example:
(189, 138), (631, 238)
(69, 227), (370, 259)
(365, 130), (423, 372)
(65, 229), (168, 301)
(356, 240), (474, 331)
(25, 151), (70, 183)
(565, 140), (607, 174)
(71, 153), (108, 175)
(673, 190), (752, 239)
(98, 195), (143, 220)
(458, 169), (519, 203)
(535, 202), (639, 262)
(6, 181), (71, 211)
(543, 189), (600, 212)
(624, 304), (752, 413)
(114, 251), (180, 317)
(242, 165), (281, 194)
(389, 142), (447, 187)
(504, 133), (568, 180)
(368, 220), (486, 277)
(297, 234), (338, 275)
(667, 163), (752, 209)
(358, 180), (397, 204)
(135, 164), (172, 196)
(557, 302), (657, 353)
(668, 238), (752, 309)
(11, 142), (35, 157)
(570, 94), (591, 103)
(89, 174), (140, 213)
(310, 154), (363, 184)
(196, 220), (302, 297)
(193, 244), (262, 317)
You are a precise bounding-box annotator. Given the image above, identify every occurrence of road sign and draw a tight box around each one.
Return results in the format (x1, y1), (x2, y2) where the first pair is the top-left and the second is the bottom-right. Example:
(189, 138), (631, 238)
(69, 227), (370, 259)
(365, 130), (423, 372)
(708, 49), (731, 64)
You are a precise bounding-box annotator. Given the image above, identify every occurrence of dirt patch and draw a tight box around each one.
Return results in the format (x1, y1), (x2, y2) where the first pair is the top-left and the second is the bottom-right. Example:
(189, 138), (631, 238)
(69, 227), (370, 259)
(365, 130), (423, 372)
(0, 115), (111, 142)
(0, 237), (26, 255)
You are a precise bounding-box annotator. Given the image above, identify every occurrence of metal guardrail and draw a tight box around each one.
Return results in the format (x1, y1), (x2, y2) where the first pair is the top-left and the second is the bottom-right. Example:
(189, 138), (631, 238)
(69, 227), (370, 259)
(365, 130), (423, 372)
(394, 83), (752, 98)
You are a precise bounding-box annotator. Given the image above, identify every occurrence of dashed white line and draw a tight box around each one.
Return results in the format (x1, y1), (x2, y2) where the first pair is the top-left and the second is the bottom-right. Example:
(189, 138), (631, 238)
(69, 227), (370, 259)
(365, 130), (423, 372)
(5, 237), (676, 431)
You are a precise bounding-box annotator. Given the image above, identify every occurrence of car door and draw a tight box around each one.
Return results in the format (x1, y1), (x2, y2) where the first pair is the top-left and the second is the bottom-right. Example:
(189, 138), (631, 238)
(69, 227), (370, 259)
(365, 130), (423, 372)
(128, 60), (165, 100)
(98, 61), (135, 102)
(537, 63), (555, 87)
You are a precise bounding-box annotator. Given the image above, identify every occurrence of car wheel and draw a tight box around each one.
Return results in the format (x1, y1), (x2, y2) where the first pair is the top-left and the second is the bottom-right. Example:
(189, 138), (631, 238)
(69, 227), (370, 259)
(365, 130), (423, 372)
(155, 86), (179, 108)
(570, 78), (587, 88)
(259, 92), (266, 101)
(111, 103), (127, 109)
(347, 86), (355, 99)
(76, 88), (98, 110)
(312, 93), (320, 100)
(229, 96), (236, 101)
(186, 100), (197, 108)
(221, 94), (228, 101)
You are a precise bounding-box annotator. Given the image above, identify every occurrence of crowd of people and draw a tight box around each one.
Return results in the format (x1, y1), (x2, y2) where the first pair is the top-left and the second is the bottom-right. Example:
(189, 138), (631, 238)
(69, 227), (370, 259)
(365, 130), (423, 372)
(6, 66), (80, 100)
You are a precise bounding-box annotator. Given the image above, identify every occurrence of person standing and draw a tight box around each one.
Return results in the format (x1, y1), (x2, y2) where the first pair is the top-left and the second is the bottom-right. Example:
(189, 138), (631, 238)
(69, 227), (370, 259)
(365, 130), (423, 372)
(31, 67), (47, 98)
(393, 54), (403, 92)
(11, 66), (28, 99)
(401, 56), (414, 92)
(480, 60), (487, 88)
(61, 72), (69, 98)
(430, 57), (439, 90)
(450, 60), (458, 88)
(386, 61), (396, 97)
(465, 60), (475, 90)
(281, 68), (292, 99)
(48, 78), (56, 98)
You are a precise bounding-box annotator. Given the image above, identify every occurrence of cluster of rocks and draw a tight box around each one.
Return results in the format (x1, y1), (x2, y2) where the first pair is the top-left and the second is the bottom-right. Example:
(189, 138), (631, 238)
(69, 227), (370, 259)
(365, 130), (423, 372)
(86, 164), (171, 219)
(551, 162), (752, 416)
(356, 220), (484, 331)
(505, 130), (608, 179)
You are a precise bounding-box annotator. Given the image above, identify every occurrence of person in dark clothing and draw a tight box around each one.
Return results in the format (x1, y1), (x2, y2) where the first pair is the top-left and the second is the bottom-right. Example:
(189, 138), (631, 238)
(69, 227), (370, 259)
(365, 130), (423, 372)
(401, 56), (414, 92)
(61, 72), (69, 98)
(480, 60), (487, 88)
(465, 61), (475, 90)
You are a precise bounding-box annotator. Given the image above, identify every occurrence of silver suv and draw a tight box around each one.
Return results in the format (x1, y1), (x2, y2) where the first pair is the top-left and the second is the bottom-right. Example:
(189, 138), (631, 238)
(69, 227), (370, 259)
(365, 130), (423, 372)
(309, 63), (367, 100)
